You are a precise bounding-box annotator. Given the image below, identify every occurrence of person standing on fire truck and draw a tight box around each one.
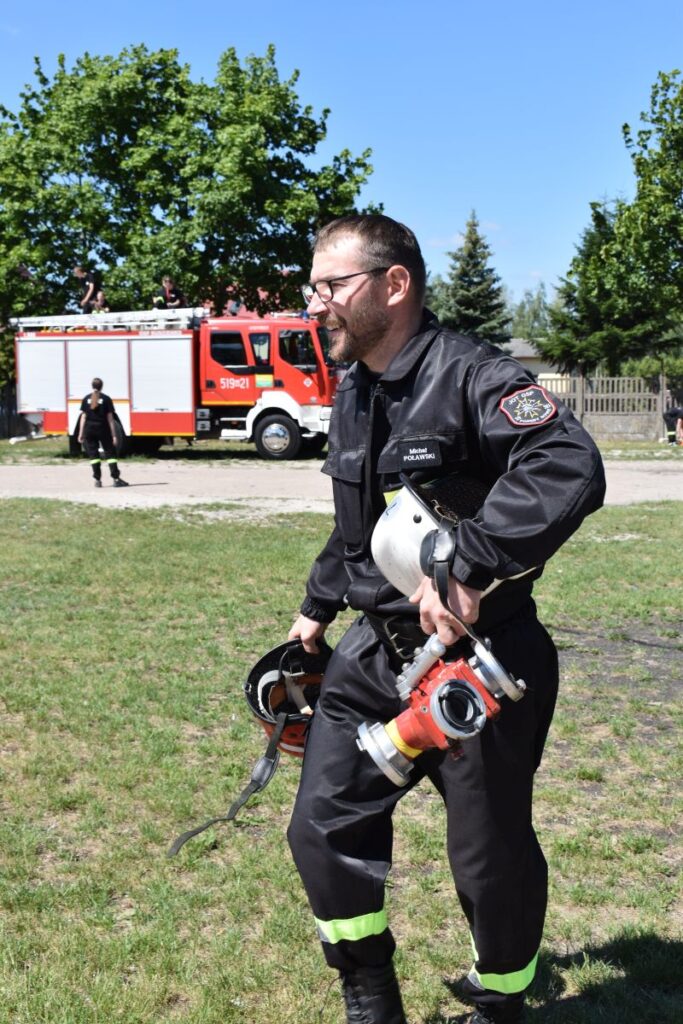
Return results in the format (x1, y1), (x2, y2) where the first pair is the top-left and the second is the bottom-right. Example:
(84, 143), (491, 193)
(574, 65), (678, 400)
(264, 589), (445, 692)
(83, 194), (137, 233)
(77, 378), (128, 488)
(72, 265), (104, 314)
(152, 275), (186, 310)
(286, 214), (606, 1024)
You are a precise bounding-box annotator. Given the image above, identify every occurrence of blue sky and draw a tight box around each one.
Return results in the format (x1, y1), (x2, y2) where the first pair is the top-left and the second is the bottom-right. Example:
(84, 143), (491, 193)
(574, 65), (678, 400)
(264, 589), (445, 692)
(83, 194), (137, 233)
(1, 0), (681, 300)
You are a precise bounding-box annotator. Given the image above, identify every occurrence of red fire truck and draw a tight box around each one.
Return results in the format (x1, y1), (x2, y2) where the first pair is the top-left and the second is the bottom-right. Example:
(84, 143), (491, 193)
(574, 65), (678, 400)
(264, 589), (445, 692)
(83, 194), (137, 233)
(12, 307), (338, 459)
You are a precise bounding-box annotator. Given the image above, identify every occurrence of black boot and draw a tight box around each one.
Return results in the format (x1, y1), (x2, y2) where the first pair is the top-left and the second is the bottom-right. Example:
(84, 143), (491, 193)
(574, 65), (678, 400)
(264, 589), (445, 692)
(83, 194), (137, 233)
(467, 1012), (522, 1024)
(465, 995), (525, 1024)
(461, 975), (525, 1023)
(340, 963), (407, 1024)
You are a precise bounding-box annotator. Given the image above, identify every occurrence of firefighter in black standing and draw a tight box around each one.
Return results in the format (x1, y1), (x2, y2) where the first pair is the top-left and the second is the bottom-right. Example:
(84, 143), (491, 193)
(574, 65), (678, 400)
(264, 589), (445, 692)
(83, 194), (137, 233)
(77, 378), (128, 488)
(663, 404), (683, 445)
(286, 215), (606, 1024)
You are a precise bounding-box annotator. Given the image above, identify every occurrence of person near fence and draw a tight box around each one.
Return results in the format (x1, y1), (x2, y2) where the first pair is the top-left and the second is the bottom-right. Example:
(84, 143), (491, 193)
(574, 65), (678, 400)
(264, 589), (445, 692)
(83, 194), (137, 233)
(77, 378), (128, 488)
(286, 214), (606, 1024)
(663, 405), (683, 446)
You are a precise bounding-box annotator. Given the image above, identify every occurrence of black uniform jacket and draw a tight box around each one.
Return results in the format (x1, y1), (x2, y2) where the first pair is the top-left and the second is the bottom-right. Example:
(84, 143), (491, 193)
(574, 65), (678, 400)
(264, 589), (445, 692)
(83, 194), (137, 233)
(301, 312), (606, 628)
(80, 392), (115, 431)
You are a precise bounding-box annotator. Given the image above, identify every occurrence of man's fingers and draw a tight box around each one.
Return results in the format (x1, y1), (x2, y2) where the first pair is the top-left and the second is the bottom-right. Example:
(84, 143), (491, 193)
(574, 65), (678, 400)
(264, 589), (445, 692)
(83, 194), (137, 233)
(408, 579), (427, 604)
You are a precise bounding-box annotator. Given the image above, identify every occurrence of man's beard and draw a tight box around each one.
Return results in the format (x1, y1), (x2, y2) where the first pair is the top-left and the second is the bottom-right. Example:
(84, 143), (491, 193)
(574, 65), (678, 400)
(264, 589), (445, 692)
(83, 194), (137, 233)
(325, 293), (391, 364)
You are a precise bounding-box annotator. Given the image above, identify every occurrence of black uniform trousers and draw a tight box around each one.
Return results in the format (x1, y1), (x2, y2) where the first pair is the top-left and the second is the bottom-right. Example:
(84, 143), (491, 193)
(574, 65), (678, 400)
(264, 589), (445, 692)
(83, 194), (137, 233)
(287, 602), (558, 1002)
(83, 427), (120, 481)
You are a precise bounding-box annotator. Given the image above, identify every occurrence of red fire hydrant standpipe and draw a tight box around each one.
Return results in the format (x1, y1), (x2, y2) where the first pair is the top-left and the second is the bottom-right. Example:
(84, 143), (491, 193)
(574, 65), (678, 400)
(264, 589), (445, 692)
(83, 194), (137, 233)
(357, 630), (527, 787)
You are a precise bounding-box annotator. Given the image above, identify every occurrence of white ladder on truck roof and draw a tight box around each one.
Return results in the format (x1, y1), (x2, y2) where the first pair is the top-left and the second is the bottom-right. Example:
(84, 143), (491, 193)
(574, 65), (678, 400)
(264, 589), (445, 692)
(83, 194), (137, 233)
(10, 307), (210, 332)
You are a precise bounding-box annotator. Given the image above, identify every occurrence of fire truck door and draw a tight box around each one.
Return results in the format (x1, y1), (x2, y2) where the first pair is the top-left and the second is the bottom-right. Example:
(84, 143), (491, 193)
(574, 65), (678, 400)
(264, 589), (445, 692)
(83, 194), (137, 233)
(202, 329), (257, 406)
(275, 328), (326, 407)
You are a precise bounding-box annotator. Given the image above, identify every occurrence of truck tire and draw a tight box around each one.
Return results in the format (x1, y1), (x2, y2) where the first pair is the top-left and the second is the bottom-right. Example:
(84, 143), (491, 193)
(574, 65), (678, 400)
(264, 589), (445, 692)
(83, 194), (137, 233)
(254, 414), (302, 460)
(113, 419), (129, 457)
(130, 437), (163, 456)
(68, 430), (83, 456)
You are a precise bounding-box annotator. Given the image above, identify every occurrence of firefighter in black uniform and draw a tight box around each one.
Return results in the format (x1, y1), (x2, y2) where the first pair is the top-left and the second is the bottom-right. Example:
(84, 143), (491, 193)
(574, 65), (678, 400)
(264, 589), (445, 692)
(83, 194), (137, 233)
(77, 378), (128, 488)
(152, 275), (186, 310)
(663, 405), (683, 445)
(286, 215), (606, 1024)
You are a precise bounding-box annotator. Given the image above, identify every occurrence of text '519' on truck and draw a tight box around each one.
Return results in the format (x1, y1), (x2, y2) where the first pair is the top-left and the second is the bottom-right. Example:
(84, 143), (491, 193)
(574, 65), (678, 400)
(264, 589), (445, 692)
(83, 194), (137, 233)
(11, 308), (342, 459)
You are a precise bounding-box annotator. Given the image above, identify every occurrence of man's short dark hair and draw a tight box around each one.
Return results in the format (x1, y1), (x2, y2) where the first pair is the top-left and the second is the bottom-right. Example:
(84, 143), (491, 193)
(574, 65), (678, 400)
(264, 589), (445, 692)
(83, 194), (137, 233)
(314, 214), (426, 304)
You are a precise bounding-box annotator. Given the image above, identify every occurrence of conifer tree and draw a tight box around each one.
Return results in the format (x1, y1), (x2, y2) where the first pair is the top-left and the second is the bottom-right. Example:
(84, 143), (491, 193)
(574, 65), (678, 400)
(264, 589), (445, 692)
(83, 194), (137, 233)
(429, 211), (511, 346)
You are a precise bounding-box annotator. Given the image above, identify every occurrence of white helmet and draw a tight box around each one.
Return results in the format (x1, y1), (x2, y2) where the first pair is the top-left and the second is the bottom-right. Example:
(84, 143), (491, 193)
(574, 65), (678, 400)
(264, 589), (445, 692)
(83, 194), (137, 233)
(372, 473), (536, 600)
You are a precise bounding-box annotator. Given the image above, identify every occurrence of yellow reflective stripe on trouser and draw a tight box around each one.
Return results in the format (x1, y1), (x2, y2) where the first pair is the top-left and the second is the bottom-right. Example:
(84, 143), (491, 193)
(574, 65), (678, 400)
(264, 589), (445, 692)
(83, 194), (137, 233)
(90, 459), (101, 464)
(314, 908), (388, 944)
(470, 946), (538, 994)
(106, 459), (118, 464)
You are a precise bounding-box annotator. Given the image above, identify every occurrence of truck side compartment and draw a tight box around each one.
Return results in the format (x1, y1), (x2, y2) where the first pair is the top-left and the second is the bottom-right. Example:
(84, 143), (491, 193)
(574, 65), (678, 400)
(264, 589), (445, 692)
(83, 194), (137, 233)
(11, 308), (338, 460)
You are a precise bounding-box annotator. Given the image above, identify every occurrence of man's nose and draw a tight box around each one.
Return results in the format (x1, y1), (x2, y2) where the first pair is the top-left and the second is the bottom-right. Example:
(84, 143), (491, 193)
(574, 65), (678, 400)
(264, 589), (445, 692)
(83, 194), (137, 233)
(306, 291), (326, 317)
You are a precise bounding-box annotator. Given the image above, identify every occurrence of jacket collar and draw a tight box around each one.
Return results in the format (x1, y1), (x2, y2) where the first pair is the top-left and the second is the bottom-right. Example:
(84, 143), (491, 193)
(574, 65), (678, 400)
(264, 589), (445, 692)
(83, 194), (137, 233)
(337, 309), (440, 392)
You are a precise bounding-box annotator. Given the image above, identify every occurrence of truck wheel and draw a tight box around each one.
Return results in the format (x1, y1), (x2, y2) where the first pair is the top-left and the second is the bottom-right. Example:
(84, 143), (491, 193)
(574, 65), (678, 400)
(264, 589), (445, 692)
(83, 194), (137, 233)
(130, 437), (163, 455)
(68, 431), (83, 457)
(254, 414), (302, 460)
(113, 420), (129, 457)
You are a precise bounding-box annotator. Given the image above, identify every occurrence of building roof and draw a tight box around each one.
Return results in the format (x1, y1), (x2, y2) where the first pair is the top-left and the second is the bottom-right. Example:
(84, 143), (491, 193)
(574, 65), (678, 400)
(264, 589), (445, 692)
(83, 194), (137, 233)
(506, 337), (541, 359)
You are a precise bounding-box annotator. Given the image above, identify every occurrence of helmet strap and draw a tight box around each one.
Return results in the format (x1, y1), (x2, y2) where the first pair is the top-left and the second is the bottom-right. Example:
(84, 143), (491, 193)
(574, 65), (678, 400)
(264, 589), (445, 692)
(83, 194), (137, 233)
(419, 526), (457, 610)
(167, 711), (288, 857)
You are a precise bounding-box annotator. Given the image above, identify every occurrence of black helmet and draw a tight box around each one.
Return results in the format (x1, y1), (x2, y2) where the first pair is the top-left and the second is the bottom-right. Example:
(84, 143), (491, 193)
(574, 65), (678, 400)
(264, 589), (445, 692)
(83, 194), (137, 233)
(244, 639), (333, 756)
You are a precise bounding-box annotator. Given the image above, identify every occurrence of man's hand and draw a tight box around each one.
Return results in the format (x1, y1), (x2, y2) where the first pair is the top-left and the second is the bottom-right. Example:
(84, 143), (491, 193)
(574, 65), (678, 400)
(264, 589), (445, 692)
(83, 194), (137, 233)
(409, 575), (482, 646)
(288, 614), (328, 654)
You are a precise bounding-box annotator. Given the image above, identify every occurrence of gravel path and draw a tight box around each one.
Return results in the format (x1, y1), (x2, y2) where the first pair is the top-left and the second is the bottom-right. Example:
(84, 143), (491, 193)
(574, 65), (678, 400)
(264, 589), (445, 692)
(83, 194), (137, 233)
(0, 459), (681, 513)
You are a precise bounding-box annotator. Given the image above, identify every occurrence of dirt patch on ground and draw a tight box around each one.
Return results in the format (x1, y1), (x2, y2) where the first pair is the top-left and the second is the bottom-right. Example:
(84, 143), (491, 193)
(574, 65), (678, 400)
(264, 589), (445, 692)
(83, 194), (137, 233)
(552, 621), (682, 705)
(0, 459), (682, 513)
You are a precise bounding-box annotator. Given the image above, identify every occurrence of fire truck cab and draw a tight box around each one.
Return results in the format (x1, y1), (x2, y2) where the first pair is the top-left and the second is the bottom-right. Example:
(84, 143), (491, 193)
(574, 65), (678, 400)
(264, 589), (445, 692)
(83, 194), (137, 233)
(12, 308), (338, 460)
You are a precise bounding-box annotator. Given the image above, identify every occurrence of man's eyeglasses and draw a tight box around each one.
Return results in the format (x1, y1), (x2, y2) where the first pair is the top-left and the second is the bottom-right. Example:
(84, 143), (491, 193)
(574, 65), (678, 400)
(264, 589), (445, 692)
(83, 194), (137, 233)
(301, 267), (389, 305)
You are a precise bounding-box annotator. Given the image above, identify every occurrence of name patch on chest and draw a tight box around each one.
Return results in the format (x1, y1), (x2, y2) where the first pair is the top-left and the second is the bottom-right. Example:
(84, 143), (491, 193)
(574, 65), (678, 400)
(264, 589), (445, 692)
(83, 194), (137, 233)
(499, 385), (557, 427)
(398, 439), (442, 469)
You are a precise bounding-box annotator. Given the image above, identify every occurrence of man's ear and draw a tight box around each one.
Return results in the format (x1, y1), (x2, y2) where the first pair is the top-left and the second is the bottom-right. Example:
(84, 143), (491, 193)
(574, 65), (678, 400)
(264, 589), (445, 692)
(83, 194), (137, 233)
(385, 265), (412, 306)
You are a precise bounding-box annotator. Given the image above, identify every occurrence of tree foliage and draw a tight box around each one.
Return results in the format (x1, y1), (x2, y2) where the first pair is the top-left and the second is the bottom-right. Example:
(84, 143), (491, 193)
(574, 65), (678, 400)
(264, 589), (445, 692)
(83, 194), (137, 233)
(509, 282), (552, 341)
(620, 354), (683, 399)
(0, 44), (373, 384)
(426, 212), (511, 346)
(534, 203), (640, 374)
(539, 70), (683, 375)
(609, 70), (683, 327)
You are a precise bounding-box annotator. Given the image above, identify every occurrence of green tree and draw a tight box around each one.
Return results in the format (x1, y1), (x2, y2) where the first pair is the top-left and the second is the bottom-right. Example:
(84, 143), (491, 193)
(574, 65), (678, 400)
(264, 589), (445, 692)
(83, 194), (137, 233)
(537, 71), (683, 377)
(608, 70), (683, 333)
(427, 212), (510, 346)
(620, 353), (683, 399)
(510, 282), (551, 341)
(0, 44), (372, 385)
(535, 203), (627, 374)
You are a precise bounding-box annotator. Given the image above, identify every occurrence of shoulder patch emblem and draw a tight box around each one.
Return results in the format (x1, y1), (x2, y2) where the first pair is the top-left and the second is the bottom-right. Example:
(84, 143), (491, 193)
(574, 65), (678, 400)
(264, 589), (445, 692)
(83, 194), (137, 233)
(499, 385), (557, 427)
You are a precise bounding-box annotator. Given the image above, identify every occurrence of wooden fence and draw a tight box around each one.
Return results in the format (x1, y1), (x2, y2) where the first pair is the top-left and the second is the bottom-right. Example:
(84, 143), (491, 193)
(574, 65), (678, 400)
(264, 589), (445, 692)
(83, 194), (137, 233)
(537, 374), (667, 441)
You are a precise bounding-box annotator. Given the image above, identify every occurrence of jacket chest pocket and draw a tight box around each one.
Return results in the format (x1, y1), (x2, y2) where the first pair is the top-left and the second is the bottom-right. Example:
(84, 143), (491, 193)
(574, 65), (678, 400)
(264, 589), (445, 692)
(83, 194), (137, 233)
(376, 429), (469, 478)
(322, 448), (366, 548)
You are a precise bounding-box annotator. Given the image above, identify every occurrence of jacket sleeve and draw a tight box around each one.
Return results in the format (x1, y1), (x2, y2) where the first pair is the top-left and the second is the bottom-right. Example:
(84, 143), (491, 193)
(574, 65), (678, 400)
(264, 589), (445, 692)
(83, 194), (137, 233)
(451, 356), (606, 591)
(300, 523), (349, 623)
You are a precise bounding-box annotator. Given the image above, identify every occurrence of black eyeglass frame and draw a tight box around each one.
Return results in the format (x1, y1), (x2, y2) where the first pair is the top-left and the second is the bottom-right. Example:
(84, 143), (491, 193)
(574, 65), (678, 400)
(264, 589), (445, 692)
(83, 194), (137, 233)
(301, 267), (389, 305)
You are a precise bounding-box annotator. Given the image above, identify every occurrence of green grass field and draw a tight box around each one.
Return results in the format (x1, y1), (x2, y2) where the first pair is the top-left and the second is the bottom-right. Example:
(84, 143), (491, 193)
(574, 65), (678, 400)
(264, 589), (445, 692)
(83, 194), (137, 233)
(0, 498), (681, 1023)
